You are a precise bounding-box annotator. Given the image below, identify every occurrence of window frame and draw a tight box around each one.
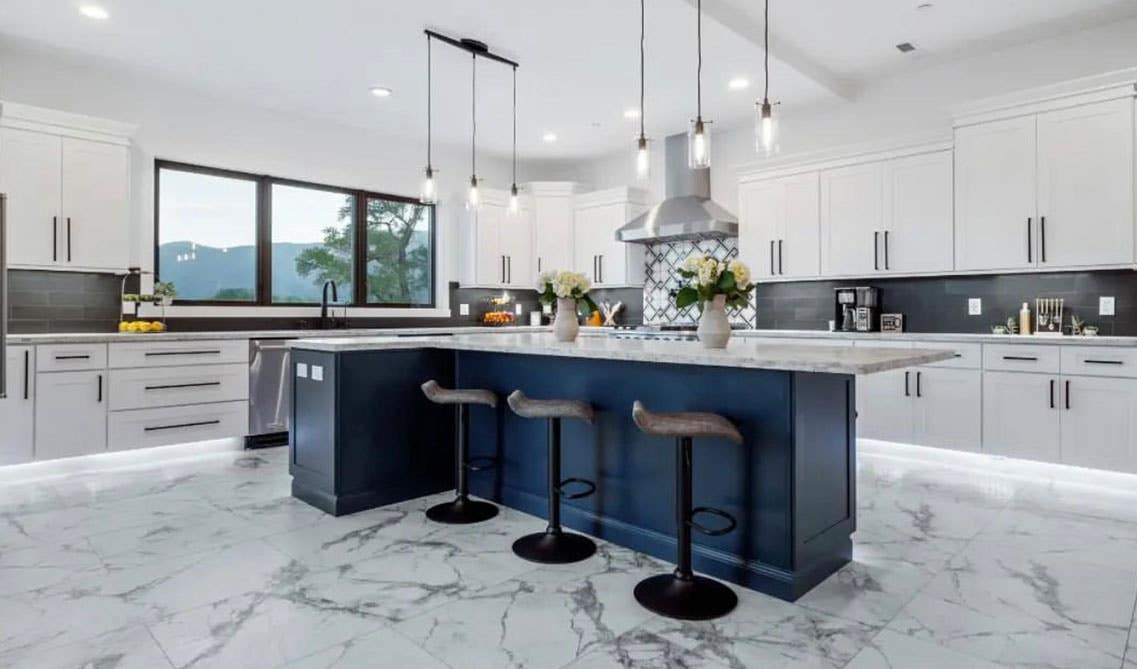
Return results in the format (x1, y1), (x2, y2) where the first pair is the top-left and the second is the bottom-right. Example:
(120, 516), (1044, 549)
(154, 159), (436, 308)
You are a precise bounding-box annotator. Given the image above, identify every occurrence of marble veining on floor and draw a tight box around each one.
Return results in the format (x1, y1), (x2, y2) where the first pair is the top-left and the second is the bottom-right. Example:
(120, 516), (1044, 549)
(2, 443), (1137, 668)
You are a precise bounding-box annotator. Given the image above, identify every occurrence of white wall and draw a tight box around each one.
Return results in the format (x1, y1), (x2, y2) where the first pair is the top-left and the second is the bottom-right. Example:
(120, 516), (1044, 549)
(535, 16), (1137, 213)
(0, 41), (512, 315)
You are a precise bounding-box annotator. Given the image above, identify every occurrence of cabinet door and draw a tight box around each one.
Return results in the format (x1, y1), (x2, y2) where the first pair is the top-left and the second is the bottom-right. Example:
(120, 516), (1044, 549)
(780, 172), (821, 279)
(820, 162), (882, 277)
(0, 346), (35, 465)
(573, 206), (604, 284)
(34, 370), (107, 460)
(500, 205), (533, 287)
(982, 371), (1060, 463)
(738, 180), (782, 280)
(1037, 98), (1135, 268)
(1059, 376), (1137, 473)
(856, 368), (913, 443)
(882, 151), (953, 274)
(474, 202), (504, 286)
(912, 367), (981, 452)
(532, 194), (574, 274)
(0, 127), (62, 267)
(954, 116), (1037, 271)
(61, 137), (130, 271)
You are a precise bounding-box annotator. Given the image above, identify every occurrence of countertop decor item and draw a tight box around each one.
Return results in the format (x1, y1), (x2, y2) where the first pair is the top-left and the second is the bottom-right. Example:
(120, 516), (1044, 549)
(537, 270), (598, 343)
(675, 255), (754, 349)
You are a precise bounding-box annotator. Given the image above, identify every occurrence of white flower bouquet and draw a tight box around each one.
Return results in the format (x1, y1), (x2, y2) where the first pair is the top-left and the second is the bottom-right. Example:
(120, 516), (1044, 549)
(675, 255), (754, 310)
(536, 270), (599, 316)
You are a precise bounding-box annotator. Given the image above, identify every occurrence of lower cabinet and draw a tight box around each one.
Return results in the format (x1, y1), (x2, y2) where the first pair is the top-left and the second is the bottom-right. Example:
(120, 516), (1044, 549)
(108, 401), (249, 451)
(857, 366), (981, 451)
(857, 368), (912, 443)
(981, 371), (1060, 463)
(34, 369), (107, 460)
(0, 346), (35, 465)
(1058, 375), (1137, 473)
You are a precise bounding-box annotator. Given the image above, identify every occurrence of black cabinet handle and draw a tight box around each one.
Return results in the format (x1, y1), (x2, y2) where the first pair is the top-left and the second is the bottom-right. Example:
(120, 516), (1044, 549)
(904, 371), (910, 397)
(52, 216), (58, 262)
(873, 231), (880, 271)
(537, 256), (542, 273)
(145, 350), (222, 357)
(66, 217), (72, 262)
(1065, 379), (1070, 410)
(599, 255), (604, 283)
(55, 354), (91, 361)
(883, 231), (890, 270)
(23, 350), (30, 400)
(1027, 217), (1033, 263)
(1084, 359), (1124, 365)
(769, 240), (775, 275)
(144, 419), (221, 433)
(1040, 216), (1046, 263)
(1002, 355), (1038, 362)
(916, 371), (922, 398)
(778, 239), (784, 275)
(1049, 379), (1055, 409)
(145, 381), (222, 391)
(97, 374), (103, 403)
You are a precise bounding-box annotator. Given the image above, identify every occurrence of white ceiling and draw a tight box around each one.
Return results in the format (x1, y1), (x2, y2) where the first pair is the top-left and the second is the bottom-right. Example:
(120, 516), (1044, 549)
(1, 0), (1134, 161)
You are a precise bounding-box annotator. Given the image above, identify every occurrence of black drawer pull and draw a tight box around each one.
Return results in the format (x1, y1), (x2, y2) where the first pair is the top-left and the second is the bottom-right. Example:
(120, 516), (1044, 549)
(144, 419), (222, 432)
(1002, 355), (1038, 362)
(144, 350), (222, 357)
(54, 354), (91, 360)
(144, 381), (222, 391)
(1084, 359), (1124, 366)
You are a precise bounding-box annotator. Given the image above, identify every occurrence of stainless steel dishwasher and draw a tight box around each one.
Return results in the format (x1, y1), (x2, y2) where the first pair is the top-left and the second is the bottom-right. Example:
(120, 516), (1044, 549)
(246, 338), (295, 448)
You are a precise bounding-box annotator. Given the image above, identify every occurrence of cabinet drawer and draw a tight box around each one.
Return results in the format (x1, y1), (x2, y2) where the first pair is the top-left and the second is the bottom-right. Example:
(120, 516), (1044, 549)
(109, 339), (247, 368)
(108, 401), (249, 451)
(1061, 346), (1137, 378)
(36, 344), (108, 372)
(914, 342), (982, 369)
(109, 363), (249, 411)
(983, 344), (1060, 373)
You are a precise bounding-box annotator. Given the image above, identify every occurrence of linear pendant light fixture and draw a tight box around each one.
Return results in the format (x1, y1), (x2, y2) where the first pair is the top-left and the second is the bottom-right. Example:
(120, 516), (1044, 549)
(418, 30), (520, 212)
(421, 34), (438, 204)
(688, 0), (711, 168)
(633, 0), (650, 181)
(755, 0), (779, 156)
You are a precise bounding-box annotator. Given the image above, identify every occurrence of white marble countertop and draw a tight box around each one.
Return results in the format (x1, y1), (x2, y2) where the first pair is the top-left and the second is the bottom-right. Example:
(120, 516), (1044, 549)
(4, 325), (548, 345)
(731, 328), (1137, 347)
(289, 332), (954, 375)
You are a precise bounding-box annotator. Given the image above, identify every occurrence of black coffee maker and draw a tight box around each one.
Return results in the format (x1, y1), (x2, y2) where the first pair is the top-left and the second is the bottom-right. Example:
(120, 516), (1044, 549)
(834, 287), (880, 332)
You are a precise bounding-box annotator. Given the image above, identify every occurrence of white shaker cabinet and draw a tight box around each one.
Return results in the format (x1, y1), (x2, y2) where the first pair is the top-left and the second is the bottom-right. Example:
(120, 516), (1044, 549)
(573, 187), (649, 287)
(856, 368), (913, 443)
(820, 162), (882, 277)
(59, 137), (131, 271)
(0, 127), (62, 267)
(910, 367), (982, 452)
(34, 369), (107, 460)
(1059, 375), (1137, 474)
(0, 346), (35, 465)
(954, 115), (1037, 272)
(530, 182), (576, 275)
(1036, 98), (1134, 268)
(739, 172), (819, 280)
(880, 150), (954, 274)
(982, 371), (1060, 463)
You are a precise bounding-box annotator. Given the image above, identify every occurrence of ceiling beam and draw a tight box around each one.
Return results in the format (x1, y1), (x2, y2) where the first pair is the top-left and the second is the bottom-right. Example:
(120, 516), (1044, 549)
(683, 0), (858, 102)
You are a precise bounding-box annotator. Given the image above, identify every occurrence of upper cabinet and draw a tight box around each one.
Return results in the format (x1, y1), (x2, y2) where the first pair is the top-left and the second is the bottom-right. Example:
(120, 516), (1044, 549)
(881, 150), (954, 274)
(820, 161), (883, 277)
(471, 188), (532, 288)
(955, 94), (1135, 272)
(738, 172), (819, 280)
(529, 182), (576, 276)
(573, 187), (650, 287)
(0, 103), (134, 273)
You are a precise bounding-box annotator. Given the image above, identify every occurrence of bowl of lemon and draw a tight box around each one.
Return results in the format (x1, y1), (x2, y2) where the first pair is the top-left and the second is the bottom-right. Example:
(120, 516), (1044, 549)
(118, 321), (167, 334)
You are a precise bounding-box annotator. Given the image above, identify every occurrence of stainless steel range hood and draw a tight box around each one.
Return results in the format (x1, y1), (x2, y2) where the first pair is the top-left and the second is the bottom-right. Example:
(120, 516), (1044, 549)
(616, 133), (738, 244)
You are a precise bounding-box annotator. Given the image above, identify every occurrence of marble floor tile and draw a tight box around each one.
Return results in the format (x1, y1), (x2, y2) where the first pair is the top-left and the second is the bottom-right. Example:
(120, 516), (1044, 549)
(974, 504), (1137, 573)
(844, 628), (1004, 669)
(86, 508), (277, 568)
(563, 628), (730, 669)
(646, 586), (879, 669)
(282, 626), (449, 669)
(794, 557), (936, 628)
(0, 536), (103, 596)
(0, 625), (173, 669)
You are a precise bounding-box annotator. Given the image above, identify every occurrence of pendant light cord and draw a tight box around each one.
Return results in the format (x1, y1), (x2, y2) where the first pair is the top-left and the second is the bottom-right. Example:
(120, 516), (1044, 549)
(763, 0), (770, 102)
(696, 0), (702, 118)
(639, 0), (645, 140)
(426, 35), (432, 167)
(471, 54), (477, 177)
(512, 66), (517, 185)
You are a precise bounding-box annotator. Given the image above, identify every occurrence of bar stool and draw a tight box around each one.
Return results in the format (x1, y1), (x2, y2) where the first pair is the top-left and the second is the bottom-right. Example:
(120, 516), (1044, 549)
(420, 380), (499, 524)
(630, 400), (741, 621)
(506, 389), (598, 564)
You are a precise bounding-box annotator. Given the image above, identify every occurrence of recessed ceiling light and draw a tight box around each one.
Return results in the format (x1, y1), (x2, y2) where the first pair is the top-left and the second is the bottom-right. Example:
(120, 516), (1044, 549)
(79, 4), (109, 19)
(369, 86), (393, 98)
(916, 2), (934, 11)
(896, 42), (917, 53)
(624, 108), (640, 120)
(728, 77), (750, 91)
(542, 132), (558, 143)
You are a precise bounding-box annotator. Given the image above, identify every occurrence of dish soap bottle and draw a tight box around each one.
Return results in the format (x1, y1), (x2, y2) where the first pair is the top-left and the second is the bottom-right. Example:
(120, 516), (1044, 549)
(1019, 302), (1032, 336)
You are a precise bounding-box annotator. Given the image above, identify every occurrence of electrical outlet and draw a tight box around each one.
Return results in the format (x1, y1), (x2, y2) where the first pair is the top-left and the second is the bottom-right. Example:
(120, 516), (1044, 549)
(1100, 296), (1116, 316)
(968, 298), (982, 316)
(459, 303), (470, 316)
(515, 303), (523, 315)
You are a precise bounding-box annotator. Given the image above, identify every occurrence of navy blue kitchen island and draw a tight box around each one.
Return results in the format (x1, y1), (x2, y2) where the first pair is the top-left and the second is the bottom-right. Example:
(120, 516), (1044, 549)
(287, 332), (950, 601)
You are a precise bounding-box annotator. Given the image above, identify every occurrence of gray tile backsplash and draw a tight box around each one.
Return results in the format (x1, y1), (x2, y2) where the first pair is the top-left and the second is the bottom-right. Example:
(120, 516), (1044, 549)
(6, 270), (125, 333)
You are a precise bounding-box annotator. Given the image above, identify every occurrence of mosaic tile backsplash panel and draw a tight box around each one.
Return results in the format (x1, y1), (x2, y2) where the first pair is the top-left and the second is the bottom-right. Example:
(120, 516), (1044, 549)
(642, 238), (757, 327)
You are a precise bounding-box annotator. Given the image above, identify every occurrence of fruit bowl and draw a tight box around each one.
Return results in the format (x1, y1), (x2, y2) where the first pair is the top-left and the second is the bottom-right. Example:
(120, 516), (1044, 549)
(118, 320), (168, 334)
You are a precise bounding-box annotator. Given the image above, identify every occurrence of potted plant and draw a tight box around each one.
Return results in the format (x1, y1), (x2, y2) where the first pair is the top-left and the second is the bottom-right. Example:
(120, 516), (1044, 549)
(675, 255), (754, 348)
(537, 270), (599, 342)
(152, 281), (177, 307)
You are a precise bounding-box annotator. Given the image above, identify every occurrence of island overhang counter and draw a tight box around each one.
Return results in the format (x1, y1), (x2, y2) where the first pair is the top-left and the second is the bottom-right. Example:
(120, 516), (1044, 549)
(287, 332), (952, 601)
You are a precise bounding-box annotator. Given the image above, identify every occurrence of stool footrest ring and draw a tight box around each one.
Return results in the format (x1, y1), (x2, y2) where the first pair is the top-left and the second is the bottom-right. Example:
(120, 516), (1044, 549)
(465, 456), (498, 472)
(556, 477), (597, 500)
(688, 506), (737, 537)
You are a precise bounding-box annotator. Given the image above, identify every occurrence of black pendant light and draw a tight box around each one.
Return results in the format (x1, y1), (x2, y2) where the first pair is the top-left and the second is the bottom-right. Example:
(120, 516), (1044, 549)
(755, 0), (779, 156)
(633, 0), (650, 180)
(421, 34), (438, 204)
(467, 53), (479, 209)
(508, 65), (519, 214)
(688, 0), (711, 168)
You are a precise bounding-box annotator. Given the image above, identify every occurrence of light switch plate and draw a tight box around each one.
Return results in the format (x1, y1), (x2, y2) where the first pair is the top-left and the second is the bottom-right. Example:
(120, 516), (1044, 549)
(515, 303), (523, 315)
(968, 298), (982, 316)
(459, 303), (470, 316)
(1100, 296), (1116, 316)
(296, 363), (308, 378)
(311, 365), (324, 382)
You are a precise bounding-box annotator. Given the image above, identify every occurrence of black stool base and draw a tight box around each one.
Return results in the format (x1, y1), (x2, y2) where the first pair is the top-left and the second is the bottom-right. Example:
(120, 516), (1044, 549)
(512, 531), (597, 564)
(634, 573), (738, 621)
(425, 497), (499, 524)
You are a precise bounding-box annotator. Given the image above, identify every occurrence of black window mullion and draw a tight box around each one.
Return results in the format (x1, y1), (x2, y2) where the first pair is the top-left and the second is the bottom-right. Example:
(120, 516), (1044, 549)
(353, 192), (367, 306)
(256, 177), (272, 306)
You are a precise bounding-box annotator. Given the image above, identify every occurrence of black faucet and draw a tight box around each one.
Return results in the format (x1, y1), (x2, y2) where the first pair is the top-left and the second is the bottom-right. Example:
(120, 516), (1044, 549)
(320, 280), (339, 329)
